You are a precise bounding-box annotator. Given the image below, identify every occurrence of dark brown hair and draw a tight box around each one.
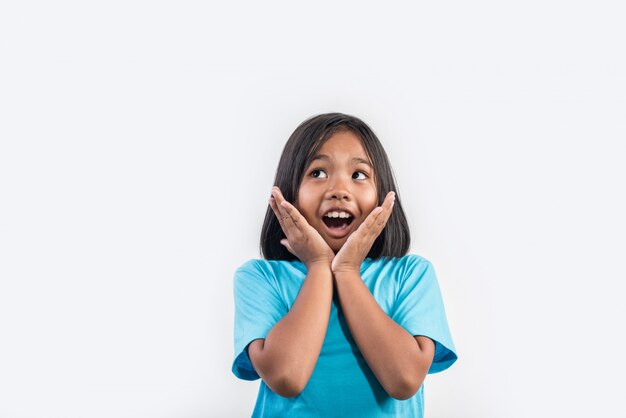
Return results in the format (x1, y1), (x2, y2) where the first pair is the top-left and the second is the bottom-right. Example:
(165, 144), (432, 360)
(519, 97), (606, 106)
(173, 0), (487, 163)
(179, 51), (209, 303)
(260, 112), (410, 260)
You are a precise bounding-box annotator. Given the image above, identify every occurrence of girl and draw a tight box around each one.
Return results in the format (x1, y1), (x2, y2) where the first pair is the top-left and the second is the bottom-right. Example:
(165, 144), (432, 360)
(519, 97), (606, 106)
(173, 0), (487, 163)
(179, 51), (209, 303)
(232, 113), (457, 417)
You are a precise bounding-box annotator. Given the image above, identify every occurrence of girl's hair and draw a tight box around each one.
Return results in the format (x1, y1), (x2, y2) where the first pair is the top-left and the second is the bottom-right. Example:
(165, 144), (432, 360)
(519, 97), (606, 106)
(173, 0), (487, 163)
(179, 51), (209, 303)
(260, 112), (411, 261)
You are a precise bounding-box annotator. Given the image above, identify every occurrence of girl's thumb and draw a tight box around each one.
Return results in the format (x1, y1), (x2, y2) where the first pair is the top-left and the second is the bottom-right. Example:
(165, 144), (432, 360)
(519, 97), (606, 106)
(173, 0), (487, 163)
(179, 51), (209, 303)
(280, 239), (294, 255)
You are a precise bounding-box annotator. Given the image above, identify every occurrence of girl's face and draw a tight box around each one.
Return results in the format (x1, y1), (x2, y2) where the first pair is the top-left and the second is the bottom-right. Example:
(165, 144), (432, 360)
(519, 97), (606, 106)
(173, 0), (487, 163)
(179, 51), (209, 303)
(296, 130), (378, 253)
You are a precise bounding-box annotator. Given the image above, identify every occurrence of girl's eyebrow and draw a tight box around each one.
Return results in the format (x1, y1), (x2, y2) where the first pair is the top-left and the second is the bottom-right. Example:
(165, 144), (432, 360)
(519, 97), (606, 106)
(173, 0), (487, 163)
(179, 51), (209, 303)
(311, 154), (373, 168)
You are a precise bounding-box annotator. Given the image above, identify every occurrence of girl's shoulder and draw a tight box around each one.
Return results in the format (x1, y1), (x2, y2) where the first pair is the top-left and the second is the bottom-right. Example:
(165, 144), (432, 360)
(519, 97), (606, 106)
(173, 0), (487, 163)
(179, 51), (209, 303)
(235, 255), (433, 284)
(366, 253), (438, 286)
(236, 258), (304, 271)
(368, 253), (433, 269)
(238, 255), (432, 272)
(234, 258), (307, 283)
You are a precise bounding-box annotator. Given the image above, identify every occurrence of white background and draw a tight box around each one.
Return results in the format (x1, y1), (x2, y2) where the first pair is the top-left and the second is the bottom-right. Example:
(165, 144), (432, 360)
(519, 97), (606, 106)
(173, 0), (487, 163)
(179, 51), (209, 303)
(1, 1), (625, 417)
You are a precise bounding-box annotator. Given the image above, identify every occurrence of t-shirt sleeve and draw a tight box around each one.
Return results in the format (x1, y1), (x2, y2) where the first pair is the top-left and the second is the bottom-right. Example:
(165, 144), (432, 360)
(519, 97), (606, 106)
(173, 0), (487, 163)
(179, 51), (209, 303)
(232, 259), (289, 380)
(391, 256), (458, 374)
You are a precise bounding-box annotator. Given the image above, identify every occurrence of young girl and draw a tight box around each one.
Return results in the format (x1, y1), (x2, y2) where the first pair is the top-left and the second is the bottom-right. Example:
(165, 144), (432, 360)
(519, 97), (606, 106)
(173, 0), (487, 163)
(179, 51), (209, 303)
(232, 113), (457, 417)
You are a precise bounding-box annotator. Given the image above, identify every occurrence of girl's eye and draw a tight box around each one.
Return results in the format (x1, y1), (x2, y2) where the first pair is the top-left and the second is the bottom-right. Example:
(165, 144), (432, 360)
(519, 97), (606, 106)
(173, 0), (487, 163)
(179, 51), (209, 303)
(311, 169), (327, 178)
(352, 171), (368, 180)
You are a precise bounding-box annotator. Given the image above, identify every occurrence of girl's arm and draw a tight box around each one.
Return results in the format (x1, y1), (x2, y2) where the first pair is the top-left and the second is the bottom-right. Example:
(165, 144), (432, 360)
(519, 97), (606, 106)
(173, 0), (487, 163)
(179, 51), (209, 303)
(333, 271), (435, 400)
(248, 187), (335, 398)
(330, 191), (435, 399)
(248, 262), (333, 398)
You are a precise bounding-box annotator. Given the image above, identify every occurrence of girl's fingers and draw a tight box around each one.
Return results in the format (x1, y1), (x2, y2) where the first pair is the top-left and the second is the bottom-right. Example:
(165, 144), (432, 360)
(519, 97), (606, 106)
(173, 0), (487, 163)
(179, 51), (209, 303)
(269, 195), (294, 241)
(273, 186), (308, 228)
(279, 200), (304, 228)
(364, 192), (395, 234)
(375, 192), (395, 227)
(270, 187), (300, 235)
(268, 195), (286, 229)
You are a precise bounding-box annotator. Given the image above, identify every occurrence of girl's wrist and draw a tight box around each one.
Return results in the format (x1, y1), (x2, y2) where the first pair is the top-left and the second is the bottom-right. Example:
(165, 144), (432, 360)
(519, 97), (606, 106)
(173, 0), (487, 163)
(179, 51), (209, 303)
(331, 265), (361, 277)
(305, 259), (333, 271)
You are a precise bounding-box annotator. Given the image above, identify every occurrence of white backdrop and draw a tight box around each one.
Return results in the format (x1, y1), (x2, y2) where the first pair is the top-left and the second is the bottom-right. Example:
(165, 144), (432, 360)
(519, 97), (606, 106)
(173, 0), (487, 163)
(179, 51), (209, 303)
(1, 1), (625, 417)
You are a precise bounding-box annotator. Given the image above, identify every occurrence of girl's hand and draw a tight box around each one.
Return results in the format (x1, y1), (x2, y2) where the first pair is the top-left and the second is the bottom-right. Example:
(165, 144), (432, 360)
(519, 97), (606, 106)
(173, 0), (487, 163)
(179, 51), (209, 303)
(331, 191), (396, 275)
(269, 187), (335, 269)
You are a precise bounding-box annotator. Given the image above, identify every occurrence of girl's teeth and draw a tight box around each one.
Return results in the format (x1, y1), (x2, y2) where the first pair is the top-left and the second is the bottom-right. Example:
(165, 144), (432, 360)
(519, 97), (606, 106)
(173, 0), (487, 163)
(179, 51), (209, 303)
(325, 211), (351, 218)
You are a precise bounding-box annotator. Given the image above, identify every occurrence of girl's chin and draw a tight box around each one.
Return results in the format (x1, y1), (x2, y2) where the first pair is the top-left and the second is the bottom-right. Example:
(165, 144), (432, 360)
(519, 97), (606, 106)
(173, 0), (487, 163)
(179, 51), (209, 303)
(327, 238), (348, 253)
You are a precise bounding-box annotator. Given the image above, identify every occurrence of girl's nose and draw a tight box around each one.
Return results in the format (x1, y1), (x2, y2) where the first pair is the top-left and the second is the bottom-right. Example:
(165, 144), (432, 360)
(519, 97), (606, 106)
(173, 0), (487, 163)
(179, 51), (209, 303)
(330, 191), (349, 200)
(326, 178), (351, 200)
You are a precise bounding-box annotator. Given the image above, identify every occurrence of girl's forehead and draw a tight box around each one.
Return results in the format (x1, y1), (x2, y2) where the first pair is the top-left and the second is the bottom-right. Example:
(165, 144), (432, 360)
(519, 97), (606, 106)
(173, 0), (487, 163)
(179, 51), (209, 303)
(317, 131), (371, 161)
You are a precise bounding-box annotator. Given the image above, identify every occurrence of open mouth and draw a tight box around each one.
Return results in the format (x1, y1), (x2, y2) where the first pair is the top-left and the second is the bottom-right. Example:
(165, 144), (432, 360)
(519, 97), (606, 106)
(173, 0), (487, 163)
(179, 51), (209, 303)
(321, 209), (356, 238)
(322, 216), (354, 231)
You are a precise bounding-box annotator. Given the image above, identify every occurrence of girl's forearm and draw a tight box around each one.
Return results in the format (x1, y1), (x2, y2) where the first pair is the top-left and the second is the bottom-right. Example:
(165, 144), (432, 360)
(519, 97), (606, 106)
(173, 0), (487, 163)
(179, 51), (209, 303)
(249, 262), (333, 397)
(333, 270), (434, 400)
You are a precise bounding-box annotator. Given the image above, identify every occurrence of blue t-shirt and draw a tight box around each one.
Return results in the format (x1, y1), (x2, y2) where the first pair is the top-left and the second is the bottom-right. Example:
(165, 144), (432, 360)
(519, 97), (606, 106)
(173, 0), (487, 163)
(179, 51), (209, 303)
(232, 254), (458, 418)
